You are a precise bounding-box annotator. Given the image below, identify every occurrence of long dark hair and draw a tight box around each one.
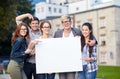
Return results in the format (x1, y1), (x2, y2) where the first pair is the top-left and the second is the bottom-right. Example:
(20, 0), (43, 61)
(81, 22), (94, 55)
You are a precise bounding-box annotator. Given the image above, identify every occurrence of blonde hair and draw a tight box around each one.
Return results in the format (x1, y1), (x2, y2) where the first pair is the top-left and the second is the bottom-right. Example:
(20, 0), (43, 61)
(60, 15), (71, 22)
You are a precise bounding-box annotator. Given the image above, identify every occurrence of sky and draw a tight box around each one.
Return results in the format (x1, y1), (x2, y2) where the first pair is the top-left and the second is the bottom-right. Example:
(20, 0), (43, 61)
(32, 0), (113, 4)
(33, 0), (45, 4)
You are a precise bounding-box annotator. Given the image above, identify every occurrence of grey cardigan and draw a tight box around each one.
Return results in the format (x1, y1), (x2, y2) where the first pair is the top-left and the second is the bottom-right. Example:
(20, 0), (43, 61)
(54, 28), (81, 38)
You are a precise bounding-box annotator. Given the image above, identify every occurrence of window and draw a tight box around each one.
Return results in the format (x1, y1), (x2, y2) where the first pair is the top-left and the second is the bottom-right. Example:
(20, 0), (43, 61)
(54, 8), (57, 13)
(36, 8), (40, 13)
(100, 33), (106, 37)
(76, 20), (81, 28)
(48, 7), (52, 13)
(76, 7), (79, 11)
(99, 16), (106, 28)
(87, 19), (93, 24)
(59, 9), (62, 13)
(100, 51), (107, 64)
(40, 7), (44, 12)
(101, 40), (106, 46)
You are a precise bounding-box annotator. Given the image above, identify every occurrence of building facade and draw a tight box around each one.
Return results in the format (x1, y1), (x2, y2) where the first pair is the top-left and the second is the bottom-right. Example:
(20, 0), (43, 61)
(35, 2), (68, 20)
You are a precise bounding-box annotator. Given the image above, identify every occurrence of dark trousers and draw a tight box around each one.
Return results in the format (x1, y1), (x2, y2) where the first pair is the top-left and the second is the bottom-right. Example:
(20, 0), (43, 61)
(59, 72), (76, 79)
(23, 62), (38, 79)
(37, 73), (55, 79)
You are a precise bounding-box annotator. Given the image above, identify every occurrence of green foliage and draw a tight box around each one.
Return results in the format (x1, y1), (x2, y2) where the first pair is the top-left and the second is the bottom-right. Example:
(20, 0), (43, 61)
(97, 66), (120, 79)
(16, 0), (35, 15)
(0, 0), (35, 56)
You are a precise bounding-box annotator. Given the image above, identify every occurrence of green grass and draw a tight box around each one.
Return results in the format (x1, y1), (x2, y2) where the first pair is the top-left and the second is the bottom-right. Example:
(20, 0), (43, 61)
(97, 65), (120, 79)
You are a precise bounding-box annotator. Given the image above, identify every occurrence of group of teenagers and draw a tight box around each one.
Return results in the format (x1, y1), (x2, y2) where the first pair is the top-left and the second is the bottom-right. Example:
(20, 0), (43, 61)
(7, 13), (98, 79)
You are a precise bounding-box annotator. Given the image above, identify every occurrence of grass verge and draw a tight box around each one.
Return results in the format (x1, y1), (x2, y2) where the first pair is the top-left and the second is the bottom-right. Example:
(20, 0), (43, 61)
(97, 65), (120, 79)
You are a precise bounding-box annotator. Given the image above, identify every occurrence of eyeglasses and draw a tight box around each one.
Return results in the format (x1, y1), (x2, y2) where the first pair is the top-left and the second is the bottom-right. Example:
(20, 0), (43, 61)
(43, 26), (50, 28)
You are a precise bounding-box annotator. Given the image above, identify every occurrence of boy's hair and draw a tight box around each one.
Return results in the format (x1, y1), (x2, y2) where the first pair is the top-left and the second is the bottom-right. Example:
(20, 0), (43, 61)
(29, 16), (39, 23)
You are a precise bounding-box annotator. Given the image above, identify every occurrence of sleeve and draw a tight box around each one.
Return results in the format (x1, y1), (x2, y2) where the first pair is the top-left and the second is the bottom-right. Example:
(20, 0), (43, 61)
(54, 30), (60, 38)
(76, 28), (82, 36)
(16, 21), (23, 25)
(92, 35), (98, 45)
(53, 31), (57, 38)
(11, 39), (25, 58)
(72, 28), (82, 36)
(91, 45), (97, 62)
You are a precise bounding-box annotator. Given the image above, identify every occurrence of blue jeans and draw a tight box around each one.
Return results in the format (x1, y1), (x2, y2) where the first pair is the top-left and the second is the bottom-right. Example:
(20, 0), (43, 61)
(37, 73), (55, 79)
(78, 65), (96, 79)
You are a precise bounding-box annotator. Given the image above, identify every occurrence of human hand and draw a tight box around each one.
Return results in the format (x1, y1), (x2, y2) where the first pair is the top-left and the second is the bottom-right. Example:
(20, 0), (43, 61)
(87, 40), (95, 46)
(25, 48), (32, 54)
(26, 13), (33, 20)
(83, 56), (93, 62)
(34, 39), (39, 45)
(30, 49), (36, 55)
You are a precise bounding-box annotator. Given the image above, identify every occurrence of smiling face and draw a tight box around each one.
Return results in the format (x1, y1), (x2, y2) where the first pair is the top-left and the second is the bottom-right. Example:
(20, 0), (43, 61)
(29, 20), (39, 31)
(19, 25), (28, 37)
(62, 18), (71, 30)
(61, 15), (72, 30)
(41, 22), (51, 35)
(82, 25), (91, 38)
(40, 21), (51, 36)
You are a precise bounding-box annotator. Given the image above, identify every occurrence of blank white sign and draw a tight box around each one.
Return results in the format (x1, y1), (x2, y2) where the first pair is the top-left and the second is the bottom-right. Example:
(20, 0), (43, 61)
(35, 37), (83, 74)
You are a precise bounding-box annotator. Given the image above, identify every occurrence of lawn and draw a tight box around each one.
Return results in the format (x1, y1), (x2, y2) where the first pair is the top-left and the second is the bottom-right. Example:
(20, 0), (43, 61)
(97, 65), (120, 79)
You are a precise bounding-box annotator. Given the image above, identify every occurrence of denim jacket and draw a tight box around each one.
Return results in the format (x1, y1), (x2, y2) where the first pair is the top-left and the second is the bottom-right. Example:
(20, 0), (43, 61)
(10, 37), (28, 63)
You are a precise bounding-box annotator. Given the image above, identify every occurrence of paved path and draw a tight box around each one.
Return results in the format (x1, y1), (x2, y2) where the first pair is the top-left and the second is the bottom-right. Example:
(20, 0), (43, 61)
(0, 74), (11, 79)
(0, 73), (102, 79)
(54, 73), (78, 79)
(54, 74), (102, 79)
(55, 74), (59, 79)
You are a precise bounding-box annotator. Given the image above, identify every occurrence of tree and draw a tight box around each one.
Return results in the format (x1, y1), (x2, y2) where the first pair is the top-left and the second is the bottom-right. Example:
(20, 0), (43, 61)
(0, 0), (34, 56)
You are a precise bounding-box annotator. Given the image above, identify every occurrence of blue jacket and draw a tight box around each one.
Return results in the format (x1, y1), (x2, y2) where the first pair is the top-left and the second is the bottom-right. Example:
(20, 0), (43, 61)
(10, 37), (28, 63)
